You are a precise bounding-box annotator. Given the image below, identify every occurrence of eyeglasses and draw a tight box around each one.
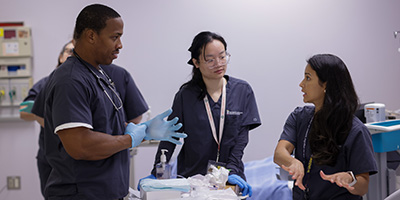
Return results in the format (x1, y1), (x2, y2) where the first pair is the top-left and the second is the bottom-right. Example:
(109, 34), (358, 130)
(64, 48), (74, 55)
(203, 51), (231, 69)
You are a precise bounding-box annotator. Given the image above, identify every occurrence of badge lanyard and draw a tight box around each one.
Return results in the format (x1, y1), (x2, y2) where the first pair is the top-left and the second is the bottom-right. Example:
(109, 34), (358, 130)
(203, 80), (226, 163)
(303, 116), (314, 188)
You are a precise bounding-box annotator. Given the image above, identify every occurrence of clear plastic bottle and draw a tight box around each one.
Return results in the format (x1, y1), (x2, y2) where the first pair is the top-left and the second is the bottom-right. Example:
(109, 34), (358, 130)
(156, 149), (171, 179)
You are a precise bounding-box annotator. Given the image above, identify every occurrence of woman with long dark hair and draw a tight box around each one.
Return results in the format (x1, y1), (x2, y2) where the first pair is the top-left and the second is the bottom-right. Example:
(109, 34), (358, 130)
(274, 54), (377, 199)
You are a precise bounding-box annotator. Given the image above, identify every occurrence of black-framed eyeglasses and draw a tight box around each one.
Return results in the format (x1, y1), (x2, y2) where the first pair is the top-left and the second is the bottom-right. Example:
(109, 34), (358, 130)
(64, 48), (74, 55)
(203, 51), (231, 69)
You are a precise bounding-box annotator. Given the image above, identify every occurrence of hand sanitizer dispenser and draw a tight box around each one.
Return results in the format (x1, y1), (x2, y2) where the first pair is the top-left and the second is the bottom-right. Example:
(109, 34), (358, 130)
(156, 149), (171, 179)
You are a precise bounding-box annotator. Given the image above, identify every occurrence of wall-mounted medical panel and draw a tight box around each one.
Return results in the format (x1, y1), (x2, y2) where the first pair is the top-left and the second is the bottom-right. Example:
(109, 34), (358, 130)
(10, 78), (32, 105)
(0, 26), (32, 57)
(0, 78), (32, 120)
(0, 79), (9, 105)
(0, 57), (31, 77)
(0, 78), (32, 106)
(0, 26), (33, 121)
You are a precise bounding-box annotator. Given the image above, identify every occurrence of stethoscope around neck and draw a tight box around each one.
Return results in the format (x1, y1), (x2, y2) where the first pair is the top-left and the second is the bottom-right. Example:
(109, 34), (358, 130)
(73, 49), (123, 111)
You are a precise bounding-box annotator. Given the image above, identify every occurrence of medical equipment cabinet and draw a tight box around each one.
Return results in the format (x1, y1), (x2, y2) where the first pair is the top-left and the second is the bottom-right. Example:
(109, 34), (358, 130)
(0, 25), (33, 121)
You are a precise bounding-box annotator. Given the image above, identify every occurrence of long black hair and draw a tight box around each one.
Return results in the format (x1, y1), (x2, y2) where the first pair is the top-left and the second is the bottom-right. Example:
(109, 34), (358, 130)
(308, 54), (359, 166)
(181, 31), (227, 99)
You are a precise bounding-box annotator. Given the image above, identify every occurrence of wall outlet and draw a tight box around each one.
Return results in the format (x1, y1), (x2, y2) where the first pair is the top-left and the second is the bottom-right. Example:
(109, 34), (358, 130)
(7, 176), (21, 190)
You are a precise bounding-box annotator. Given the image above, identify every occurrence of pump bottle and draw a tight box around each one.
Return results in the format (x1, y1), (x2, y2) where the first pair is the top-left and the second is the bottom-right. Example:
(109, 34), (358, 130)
(156, 149), (171, 179)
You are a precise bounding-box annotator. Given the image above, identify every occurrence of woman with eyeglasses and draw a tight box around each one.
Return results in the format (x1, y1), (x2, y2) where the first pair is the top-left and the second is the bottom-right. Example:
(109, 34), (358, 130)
(140, 31), (261, 197)
(273, 54), (377, 199)
(19, 40), (74, 197)
(58, 41), (75, 66)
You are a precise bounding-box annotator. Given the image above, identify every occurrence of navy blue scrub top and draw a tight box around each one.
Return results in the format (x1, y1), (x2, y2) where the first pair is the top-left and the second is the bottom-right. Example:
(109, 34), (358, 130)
(40, 57), (130, 199)
(24, 76), (49, 160)
(32, 73), (52, 120)
(101, 64), (149, 121)
(153, 76), (261, 180)
(32, 64), (148, 123)
(279, 106), (378, 200)
(24, 76), (49, 102)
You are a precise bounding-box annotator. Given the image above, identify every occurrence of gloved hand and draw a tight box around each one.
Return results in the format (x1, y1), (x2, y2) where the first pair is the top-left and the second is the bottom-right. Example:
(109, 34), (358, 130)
(19, 100), (34, 113)
(137, 174), (156, 191)
(228, 174), (252, 197)
(124, 122), (146, 148)
(142, 108), (187, 145)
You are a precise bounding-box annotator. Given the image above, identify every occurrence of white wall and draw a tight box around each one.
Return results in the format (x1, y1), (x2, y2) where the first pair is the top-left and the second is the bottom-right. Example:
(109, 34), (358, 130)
(1, 0), (400, 199)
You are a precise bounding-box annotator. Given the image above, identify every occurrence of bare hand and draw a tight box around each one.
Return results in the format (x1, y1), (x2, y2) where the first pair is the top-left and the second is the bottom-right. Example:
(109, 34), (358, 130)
(281, 159), (306, 190)
(320, 170), (355, 191)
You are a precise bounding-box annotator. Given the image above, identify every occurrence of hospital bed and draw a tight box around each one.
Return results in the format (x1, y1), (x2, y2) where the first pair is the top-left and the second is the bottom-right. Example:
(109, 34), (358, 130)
(134, 155), (292, 199)
(244, 156), (292, 200)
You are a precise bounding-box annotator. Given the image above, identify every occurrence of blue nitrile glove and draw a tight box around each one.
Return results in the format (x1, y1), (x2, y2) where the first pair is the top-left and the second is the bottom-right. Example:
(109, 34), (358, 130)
(137, 174), (156, 191)
(19, 100), (34, 113)
(228, 174), (252, 197)
(124, 122), (146, 148)
(142, 109), (187, 145)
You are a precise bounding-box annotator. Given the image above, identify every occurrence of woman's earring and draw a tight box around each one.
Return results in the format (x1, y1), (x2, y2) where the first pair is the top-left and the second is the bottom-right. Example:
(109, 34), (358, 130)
(324, 89), (326, 93)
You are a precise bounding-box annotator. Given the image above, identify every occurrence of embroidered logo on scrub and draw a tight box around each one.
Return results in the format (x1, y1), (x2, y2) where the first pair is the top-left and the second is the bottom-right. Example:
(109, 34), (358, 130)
(226, 110), (243, 116)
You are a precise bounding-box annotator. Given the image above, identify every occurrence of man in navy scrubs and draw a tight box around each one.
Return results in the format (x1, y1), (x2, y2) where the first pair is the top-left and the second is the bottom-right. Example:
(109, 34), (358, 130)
(36, 4), (185, 200)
